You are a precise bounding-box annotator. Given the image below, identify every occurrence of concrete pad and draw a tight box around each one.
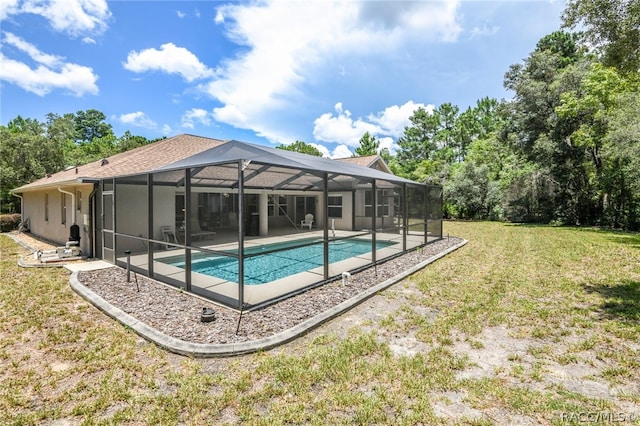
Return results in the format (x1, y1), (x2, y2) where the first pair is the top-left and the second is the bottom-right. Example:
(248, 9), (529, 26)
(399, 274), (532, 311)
(64, 260), (113, 272)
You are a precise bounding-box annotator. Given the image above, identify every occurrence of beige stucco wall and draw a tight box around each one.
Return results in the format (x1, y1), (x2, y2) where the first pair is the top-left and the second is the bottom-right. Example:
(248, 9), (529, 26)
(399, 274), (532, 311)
(327, 191), (353, 230)
(153, 186), (178, 241)
(115, 184), (149, 238)
(20, 184), (94, 256)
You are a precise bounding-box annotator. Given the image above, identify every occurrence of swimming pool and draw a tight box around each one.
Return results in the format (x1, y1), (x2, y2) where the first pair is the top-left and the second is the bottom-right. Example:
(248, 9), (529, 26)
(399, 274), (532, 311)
(161, 238), (394, 284)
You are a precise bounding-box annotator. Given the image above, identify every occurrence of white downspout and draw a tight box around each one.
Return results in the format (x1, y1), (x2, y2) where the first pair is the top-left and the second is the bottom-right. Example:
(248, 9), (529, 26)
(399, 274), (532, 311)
(57, 186), (76, 224)
(13, 193), (24, 223)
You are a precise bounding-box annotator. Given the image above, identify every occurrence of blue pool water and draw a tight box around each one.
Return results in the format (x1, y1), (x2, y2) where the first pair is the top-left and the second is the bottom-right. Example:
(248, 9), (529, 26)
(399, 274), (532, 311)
(162, 238), (394, 284)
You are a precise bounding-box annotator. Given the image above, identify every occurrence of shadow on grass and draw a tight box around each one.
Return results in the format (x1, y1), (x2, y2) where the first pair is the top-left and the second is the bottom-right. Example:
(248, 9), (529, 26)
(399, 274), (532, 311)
(606, 234), (640, 248)
(504, 222), (640, 247)
(583, 280), (640, 323)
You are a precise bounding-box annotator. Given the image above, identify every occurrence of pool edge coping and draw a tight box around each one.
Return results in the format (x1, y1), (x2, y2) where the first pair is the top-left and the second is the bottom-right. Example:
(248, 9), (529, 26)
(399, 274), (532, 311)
(69, 238), (468, 357)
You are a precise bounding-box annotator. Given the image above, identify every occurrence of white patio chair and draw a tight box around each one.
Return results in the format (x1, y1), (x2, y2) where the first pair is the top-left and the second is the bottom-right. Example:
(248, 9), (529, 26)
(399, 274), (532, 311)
(301, 213), (314, 230)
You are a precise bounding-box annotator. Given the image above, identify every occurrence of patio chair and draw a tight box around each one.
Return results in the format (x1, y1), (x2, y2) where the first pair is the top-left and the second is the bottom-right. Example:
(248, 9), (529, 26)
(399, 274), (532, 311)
(160, 226), (178, 249)
(190, 217), (216, 241)
(301, 213), (314, 230)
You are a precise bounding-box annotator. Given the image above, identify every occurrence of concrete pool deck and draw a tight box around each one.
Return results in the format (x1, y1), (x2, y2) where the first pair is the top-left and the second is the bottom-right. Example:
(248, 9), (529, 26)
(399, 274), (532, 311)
(118, 230), (435, 307)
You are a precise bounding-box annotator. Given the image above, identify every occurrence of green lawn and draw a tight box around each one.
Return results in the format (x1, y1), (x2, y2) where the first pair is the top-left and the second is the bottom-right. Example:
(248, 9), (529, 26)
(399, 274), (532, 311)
(1, 222), (639, 425)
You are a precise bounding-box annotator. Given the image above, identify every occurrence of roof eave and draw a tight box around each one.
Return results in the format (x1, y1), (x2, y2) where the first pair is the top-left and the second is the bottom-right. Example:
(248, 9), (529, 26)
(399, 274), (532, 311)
(12, 178), (97, 193)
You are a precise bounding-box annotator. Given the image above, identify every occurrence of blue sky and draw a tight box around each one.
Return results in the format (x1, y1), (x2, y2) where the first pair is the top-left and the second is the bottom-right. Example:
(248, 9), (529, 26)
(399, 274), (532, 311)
(1, 0), (566, 158)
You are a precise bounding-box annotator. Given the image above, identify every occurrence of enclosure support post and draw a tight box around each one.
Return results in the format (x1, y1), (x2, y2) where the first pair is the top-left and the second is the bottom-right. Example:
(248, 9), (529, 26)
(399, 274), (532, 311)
(371, 180), (377, 265)
(423, 185), (428, 245)
(402, 183), (407, 252)
(184, 168), (192, 292)
(439, 187), (444, 238)
(238, 161), (245, 309)
(323, 173), (329, 280)
(147, 173), (154, 278)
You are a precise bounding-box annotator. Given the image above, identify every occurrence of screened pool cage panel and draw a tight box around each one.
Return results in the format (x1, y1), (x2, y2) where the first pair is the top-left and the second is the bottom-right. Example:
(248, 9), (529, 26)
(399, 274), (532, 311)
(103, 140), (443, 310)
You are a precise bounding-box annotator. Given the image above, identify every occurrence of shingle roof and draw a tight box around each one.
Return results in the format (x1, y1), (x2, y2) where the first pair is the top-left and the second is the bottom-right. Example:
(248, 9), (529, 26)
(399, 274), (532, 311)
(335, 155), (391, 173)
(335, 155), (378, 167)
(13, 134), (225, 192)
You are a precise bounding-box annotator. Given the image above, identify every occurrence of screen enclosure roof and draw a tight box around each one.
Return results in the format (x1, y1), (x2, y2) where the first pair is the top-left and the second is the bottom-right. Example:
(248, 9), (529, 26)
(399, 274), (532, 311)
(154, 139), (423, 191)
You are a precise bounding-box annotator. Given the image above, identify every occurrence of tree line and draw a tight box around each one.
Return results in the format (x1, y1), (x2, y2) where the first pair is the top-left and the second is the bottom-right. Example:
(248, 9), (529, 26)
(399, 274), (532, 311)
(1, 110), (160, 213)
(351, 0), (640, 230)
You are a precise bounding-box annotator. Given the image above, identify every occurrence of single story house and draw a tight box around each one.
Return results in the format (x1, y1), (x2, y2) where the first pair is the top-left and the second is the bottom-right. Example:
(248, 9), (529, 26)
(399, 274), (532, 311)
(13, 134), (443, 309)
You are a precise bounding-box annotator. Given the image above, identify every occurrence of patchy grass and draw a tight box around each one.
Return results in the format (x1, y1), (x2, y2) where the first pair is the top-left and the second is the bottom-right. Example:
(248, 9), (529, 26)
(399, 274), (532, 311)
(1, 222), (639, 424)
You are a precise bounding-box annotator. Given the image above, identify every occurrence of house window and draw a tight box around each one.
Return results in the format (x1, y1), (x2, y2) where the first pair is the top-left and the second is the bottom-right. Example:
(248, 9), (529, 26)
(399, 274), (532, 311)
(61, 193), (66, 225)
(328, 195), (342, 218)
(44, 193), (49, 222)
(268, 195), (288, 216)
(364, 190), (389, 217)
(76, 191), (82, 211)
(364, 190), (373, 217)
(378, 190), (391, 217)
(278, 195), (288, 215)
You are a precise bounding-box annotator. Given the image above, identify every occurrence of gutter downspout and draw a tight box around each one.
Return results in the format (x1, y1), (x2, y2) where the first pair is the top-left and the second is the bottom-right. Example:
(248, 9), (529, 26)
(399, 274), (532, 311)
(87, 184), (98, 258)
(12, 193), (24, 223)
(57, 186), (76, 224)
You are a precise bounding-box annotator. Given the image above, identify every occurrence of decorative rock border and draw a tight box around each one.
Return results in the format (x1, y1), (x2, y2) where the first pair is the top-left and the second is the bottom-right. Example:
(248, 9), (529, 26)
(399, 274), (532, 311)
(69, 239), (467, 357)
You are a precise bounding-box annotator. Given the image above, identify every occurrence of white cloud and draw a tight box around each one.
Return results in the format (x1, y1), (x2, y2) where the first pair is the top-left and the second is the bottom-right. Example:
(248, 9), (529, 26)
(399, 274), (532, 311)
(310, 143), (330, 158)
(118, 111), (157, 129)
(332, 144), (353, 159)
(15, 0), (111, 37)
(212, 105), (247, 126)
(181, 108), (212, 129)
(313, 104), (379, 147)
(203, 0), (461, 143)
(123, 43), (214, 82)
(378, 137), (397, 155)
(309, 142), (352, 159)
(82, 36), (96, 44)
(0, 0), (19, 20)
(470, 23), (500, 39)
(3, 31), (62, 67)
(0, 32), (98, 96)
(368, 100), (432, 137)
(313, 101), (428, 148)
(162, 124), (172, 135)
(177, 10), (186, 18)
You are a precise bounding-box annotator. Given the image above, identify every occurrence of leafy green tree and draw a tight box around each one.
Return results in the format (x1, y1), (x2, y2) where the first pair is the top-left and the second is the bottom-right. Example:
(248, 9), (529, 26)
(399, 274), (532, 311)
(74, 109), (114, 144)
(453, 98), (502, 163)
(536, 31), (584, 68)
(562, 0), (640, 73)
(1, 109), (156, 213)
(117, 131), (153, 152)
(502, 31), (595, 225)
(500, 160), (557, 223)
(558, 63), (640, 228)
(396, 107), (439, 170)
(354, 132), (379, 156)
(465, 132), (508, 180)
(276, 140), (323, 156)
(604, 90), (640, 228)
(445, 162), (501, 219)
(379, 147), (393, 164)
(1, 118), (65, 213)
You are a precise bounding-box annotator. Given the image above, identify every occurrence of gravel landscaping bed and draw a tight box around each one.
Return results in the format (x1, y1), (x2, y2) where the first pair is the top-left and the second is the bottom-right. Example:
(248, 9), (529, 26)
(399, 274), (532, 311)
(78, 237), (462, 345)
